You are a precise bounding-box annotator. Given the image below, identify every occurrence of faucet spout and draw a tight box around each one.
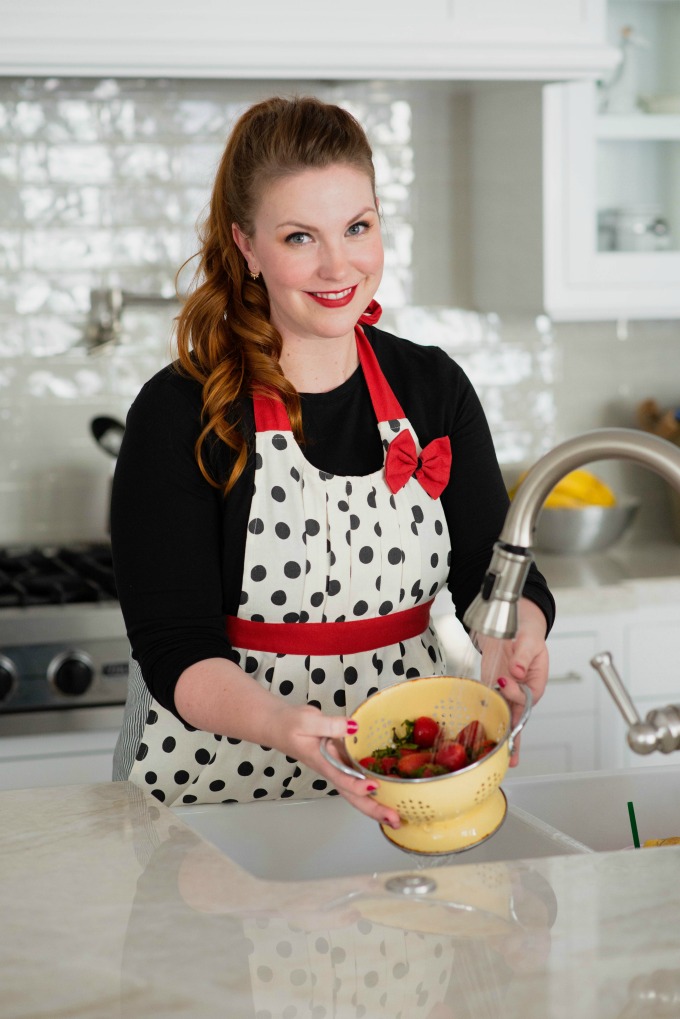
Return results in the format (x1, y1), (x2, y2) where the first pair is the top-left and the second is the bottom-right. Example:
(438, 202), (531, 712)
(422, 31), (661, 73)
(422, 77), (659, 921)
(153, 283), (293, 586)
(463, 426), (680, 757)
(464, 427), (680, 641)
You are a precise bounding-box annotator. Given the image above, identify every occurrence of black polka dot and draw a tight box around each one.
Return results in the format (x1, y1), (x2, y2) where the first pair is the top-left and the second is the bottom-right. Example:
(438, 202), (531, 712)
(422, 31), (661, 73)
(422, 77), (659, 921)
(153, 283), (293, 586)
(151, 789), (165, 802)
(281, 789), (295, 798)
(412, 505), (424, 523)
(254, 452), (262, 469)
(406, 667), (420, 678)
(374, 522), (382, 537)
(275, 522), (290, 539)
(265, 667), (275, 683)
(411, 522), (418, 535)
(333, 689), (346, 707)
(429, 582), (439, 596)
(271, 486), (285, 502)
(350, 515), (360, 530)
(371, 654), (383, 674)
(195, 748), (211, 765)
(379, 601), (393, 615)
(144, 770), (156, 784)
(174, 770), (189, 784)
(388, 547), (402, 565)
(237, 761), (254, 776)
(393, 660), (405, 676)
(311, 668), (326, 685)
(319, 471), (334, 481)
(227, 736), (242, 745)
(304, 656), (310, 670)
(353, 600), (368, 616)
(431, 553), (439, 568)
(284, 561), (301, 578)
(428, 644), (438, 663)
(251, 613), (265, 622)
(359, 546), (373, 564)
(328, 579), (341, 596)
(146, 710), (158, 725)
(307, 699), (321, 709)
(299, 610), (309, 622)
(435, 519), (443, 534)
(305, 519), (320, 537)
(312, 778), (328, 791)
(239, 590), (248, 605)
(279, 680), (294, 696)
(264, 766), (275, 777)
(338, 500), (349, 512)
(344, 666), (358, 684)
(135, 743), (148, 762)
(283, 611), (299, 623)
(272, 590), (287, 605)
(367, 686), (379, 697)
(310, 591), (324, 607)
(245, 656), (258, 673)
(248, 517), (264, 535)
(209, 780), (226, 792)
(367, 488), (377, 508)
(251, 565), (266, 581)
(253, 788), (268, 798)
(290, 466), (300, 482)
(182, 794), (197, 803)
(272, 434), (287, 450)
(388, 419), (400, 432)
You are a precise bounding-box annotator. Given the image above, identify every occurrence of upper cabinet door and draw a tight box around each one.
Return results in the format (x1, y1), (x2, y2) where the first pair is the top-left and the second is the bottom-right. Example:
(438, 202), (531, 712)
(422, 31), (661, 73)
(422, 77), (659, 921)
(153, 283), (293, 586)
(1, 0), (617, 80)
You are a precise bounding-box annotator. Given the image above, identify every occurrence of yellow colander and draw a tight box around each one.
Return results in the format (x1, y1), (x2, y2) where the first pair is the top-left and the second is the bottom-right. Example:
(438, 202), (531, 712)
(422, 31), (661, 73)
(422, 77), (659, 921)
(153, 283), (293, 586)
(320, 674), (532, 855)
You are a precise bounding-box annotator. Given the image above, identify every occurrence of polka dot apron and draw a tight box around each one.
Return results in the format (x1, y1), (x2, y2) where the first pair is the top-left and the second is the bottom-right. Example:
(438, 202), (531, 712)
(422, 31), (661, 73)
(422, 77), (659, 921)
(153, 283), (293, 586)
(125, 304), (453, 806)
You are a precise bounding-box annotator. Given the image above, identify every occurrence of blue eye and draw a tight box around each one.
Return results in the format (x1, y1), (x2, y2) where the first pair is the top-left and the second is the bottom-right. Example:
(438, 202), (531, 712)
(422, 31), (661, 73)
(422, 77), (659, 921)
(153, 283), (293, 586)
(347, 221), (370, 236)
(285, 232), (311, 245)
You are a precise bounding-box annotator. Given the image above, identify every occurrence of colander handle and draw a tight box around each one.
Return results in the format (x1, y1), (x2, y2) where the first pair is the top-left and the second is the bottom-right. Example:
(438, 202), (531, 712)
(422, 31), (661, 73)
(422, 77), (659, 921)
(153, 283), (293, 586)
(319, 738), (367, 781)
(505, 683), (533, 756)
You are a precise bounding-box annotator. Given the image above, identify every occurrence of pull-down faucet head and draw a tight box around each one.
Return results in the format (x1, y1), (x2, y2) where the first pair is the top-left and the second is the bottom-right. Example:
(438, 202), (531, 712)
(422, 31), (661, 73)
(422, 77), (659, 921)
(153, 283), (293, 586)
(463, 427), (680, 640)
(463, 427), (680, 757)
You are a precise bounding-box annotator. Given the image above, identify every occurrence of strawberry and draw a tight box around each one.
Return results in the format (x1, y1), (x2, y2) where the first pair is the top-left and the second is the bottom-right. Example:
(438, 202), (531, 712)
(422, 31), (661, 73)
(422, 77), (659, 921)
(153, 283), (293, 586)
(412, 715), (440, 749)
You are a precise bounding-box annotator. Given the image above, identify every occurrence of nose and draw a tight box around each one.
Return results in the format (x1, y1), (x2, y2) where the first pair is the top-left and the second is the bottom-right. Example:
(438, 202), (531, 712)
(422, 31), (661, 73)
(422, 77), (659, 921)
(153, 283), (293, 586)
(317, 240), (350, 281)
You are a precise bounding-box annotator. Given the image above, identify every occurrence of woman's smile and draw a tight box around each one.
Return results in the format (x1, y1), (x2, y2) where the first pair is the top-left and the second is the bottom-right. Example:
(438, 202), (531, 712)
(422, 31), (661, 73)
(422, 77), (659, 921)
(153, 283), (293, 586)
(307, 285), (358, 307)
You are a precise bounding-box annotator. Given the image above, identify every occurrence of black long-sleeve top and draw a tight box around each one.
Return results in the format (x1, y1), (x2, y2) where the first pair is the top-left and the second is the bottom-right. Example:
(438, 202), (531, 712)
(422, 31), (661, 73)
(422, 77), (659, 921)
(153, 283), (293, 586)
(110, 323), (555, 715)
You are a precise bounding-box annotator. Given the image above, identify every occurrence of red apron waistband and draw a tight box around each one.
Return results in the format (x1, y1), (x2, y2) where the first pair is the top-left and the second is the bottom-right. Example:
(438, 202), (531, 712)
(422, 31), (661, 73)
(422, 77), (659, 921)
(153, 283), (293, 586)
(225, 600), (434, 656)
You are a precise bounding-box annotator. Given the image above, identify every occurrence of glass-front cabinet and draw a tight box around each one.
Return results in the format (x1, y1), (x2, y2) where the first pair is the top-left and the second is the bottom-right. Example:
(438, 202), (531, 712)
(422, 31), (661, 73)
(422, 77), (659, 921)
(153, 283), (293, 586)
(467, 0), (679, 320)
(543, 0), (680, 319)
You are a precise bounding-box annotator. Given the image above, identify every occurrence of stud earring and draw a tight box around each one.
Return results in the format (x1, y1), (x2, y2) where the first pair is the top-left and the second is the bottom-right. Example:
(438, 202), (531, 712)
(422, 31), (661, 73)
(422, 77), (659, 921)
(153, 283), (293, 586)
(248, 270), (260, 281)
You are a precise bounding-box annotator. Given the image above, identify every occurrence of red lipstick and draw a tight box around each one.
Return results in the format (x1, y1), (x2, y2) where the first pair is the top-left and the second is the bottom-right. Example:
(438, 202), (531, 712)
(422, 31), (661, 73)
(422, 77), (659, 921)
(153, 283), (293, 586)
(307, 285), (357, 308)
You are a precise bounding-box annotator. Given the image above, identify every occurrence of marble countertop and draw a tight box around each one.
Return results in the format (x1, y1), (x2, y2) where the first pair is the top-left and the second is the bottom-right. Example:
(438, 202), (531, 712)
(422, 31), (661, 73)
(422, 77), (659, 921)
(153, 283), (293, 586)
(3, 781), (680, 1018)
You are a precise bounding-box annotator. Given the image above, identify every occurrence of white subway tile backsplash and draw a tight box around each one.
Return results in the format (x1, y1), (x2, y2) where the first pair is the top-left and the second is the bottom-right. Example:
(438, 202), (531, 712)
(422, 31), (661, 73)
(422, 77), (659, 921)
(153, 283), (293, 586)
(0, 76), (679, 545)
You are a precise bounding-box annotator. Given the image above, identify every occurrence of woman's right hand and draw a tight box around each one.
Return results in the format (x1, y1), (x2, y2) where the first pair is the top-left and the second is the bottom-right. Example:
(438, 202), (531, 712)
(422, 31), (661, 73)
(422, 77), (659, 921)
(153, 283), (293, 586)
(270, 703), (402, 831)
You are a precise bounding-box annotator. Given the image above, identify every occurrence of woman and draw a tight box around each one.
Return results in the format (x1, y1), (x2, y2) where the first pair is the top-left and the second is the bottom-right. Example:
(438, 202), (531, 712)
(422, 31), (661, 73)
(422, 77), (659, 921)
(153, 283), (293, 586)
(111, 96), (554, 830)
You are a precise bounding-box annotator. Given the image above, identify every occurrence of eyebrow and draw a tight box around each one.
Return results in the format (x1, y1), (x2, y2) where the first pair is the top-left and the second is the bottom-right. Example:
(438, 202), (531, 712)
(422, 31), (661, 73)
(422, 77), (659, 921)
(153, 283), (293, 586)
(276, 206), (377, 231)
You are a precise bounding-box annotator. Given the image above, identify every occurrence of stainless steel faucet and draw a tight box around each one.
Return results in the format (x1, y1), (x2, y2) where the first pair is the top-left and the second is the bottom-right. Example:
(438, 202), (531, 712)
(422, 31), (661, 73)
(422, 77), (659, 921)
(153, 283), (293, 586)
(463, 427), (680, 756)
(86, 287), (181, 350)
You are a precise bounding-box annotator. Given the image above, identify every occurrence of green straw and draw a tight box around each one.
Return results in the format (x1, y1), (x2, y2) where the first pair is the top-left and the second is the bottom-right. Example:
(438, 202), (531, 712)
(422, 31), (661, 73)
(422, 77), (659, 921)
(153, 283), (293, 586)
(627, 800), (641, 849)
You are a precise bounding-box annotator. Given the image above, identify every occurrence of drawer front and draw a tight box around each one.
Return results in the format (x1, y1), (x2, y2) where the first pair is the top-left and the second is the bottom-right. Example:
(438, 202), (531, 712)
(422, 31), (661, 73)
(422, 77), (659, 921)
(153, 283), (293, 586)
(543, 631), (600, 713)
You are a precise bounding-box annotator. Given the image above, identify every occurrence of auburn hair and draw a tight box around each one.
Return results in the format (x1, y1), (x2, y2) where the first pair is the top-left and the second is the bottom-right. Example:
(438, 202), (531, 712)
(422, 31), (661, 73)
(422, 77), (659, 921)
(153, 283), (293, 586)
(174, 95), (376, 493)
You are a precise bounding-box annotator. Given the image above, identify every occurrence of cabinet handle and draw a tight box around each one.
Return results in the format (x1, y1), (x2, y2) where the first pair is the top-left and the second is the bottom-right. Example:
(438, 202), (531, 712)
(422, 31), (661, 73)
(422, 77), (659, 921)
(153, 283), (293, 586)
(551, 670), (581, 684)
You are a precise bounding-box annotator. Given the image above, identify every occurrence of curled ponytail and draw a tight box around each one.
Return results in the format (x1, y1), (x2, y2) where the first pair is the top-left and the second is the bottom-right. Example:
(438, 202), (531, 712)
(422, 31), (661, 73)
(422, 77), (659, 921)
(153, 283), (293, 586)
(174, 96), (376, 493)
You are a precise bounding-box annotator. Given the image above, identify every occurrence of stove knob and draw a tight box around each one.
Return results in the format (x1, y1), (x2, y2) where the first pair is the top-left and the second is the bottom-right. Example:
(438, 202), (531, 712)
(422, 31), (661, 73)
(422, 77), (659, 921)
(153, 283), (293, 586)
(0, 654), (18, 703)
(48, 651), (95, 697)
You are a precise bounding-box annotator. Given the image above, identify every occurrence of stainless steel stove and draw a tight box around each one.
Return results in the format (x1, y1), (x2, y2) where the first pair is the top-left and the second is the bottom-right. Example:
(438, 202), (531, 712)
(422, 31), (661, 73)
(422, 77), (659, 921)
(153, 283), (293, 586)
(0, 544), (129, 737)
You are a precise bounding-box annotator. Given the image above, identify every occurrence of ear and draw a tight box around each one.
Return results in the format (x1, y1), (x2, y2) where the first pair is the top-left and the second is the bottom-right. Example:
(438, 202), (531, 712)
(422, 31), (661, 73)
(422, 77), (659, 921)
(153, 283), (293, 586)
(231, 223), (256, 267)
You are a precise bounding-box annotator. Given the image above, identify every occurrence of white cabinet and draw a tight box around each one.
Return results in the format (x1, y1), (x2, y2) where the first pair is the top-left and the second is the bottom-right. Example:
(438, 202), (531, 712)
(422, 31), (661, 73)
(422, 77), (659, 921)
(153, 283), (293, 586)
(0, 730), (117, 791)
(0, 1), (616, 81)
(518, 622), (610, 776)
(471, 0), (680, 320)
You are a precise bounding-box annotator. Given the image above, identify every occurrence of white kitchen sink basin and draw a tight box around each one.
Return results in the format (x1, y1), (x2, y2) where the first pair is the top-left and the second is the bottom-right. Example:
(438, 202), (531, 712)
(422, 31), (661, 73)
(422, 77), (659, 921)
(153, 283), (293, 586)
(172, 792), (588, 881)
(505, 763), (680, 851)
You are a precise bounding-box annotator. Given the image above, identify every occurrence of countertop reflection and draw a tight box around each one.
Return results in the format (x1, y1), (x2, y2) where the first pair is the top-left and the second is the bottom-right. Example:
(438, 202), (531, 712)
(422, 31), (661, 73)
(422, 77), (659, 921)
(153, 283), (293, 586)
(1, 782), (680, 1018)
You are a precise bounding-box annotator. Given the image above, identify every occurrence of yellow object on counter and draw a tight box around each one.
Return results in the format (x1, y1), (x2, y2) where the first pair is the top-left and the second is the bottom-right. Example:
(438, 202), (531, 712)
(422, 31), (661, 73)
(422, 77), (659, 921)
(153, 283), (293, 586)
(509, 468), (617, 509)
(643, 837), (680, 847)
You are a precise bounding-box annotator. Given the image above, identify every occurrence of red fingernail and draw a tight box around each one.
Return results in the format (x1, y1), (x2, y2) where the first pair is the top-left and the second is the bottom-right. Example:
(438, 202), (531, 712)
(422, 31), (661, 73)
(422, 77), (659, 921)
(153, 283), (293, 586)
(366, 783), (379, 792)
(346, 719), (358, 734)
(497, 677), (507, 688)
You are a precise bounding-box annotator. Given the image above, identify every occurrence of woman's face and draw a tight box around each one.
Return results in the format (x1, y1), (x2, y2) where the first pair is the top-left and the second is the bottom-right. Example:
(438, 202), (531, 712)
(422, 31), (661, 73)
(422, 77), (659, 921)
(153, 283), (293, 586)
(232, 164), (384, 346)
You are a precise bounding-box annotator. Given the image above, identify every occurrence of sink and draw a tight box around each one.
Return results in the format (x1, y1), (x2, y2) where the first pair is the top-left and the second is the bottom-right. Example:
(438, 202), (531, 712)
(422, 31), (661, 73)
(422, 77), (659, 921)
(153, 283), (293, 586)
(505, 763), (680, 851)
(172, 792), (588, 881)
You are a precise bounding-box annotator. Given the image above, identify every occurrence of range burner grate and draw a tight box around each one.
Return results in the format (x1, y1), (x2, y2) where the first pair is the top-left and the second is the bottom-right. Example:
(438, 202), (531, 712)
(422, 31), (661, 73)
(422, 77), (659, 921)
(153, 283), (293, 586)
(0, 544), (117, 608)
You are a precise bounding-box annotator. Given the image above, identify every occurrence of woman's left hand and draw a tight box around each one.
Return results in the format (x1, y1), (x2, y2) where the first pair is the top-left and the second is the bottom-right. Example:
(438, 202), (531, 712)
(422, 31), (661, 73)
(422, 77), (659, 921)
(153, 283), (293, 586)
(478, 597), (549, 767)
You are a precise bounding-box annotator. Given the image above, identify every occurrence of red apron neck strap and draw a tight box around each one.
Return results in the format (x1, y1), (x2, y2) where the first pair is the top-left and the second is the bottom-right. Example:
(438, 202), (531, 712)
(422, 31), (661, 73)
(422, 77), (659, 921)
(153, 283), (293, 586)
(252, 388), (291, 432)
